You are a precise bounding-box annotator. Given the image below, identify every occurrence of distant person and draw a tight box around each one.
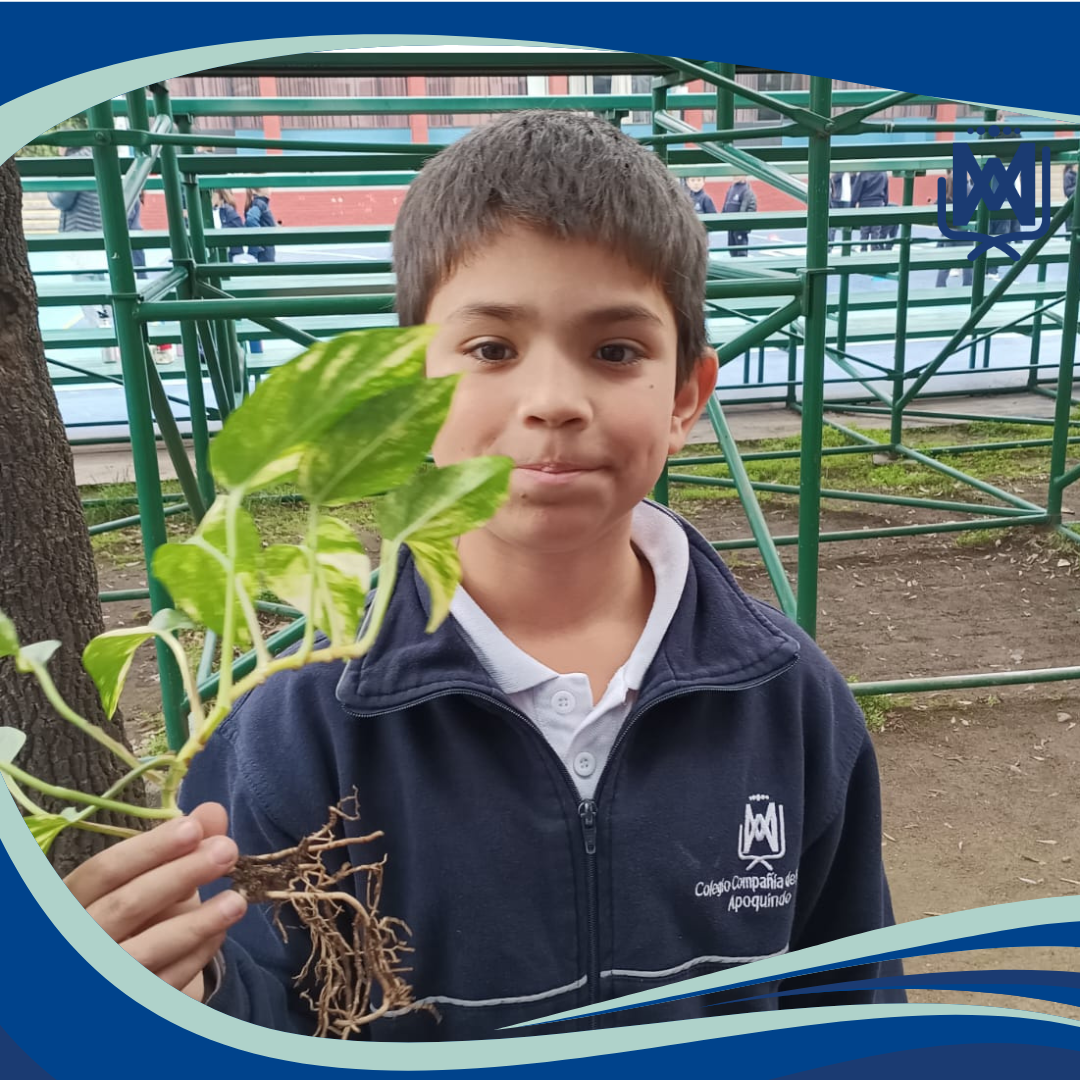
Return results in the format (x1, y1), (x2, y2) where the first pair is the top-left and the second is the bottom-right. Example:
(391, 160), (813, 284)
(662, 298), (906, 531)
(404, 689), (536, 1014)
(880, 202), (899, 252)
(721, 175), (757, 256)
(1064, 164), (1076, 235)
(682, 176), (717, 215)
(47, 145), (106, 332)
(212, 189), (246, 261)
(935, 170), (973, 288)
(244, 188), (277, 262)
(829, 171), (853, 251)
(243, 189), (276, 356)
(852, 170), (889, 251)
(129, 191), (173, 365)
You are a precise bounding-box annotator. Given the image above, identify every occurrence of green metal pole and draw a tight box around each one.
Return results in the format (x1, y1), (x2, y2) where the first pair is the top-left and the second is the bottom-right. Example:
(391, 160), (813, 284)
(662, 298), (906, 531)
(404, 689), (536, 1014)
(837, 218), (853, 353)
(174, 114), (216, 509)
(139, 90), (210, 525)
(1029, 260), (1047, 390)
(850, 664), (1080, 696)
(652, 83), (669, 163)
(716, 63), (736, 138)
(87, 100), (186, 752)
(705, 397), (797, 618)
(143, 351), (207, 520)
(786, 336), (798, 409)
(713, 513), (1048, 551)
(968, 110), (997, 369)
(1047, 190), (1080, 523)
(795, 75), (832, 637)
(890, 174), (916, 445)
(124, 90), (151, 141)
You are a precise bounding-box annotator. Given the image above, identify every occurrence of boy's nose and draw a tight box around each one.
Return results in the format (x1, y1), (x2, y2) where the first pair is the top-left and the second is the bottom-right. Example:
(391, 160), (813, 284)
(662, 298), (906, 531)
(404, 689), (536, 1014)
(517, 348), (594, 428)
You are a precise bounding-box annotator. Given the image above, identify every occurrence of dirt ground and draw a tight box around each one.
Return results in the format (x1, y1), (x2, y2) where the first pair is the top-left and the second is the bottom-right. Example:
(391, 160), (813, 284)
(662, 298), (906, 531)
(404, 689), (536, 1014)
(94, 480), (1080, 1022)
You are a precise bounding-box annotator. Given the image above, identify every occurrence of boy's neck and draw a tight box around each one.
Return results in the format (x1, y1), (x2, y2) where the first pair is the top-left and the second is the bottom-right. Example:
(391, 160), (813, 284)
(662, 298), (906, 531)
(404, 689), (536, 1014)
(456, 515), (653, 638)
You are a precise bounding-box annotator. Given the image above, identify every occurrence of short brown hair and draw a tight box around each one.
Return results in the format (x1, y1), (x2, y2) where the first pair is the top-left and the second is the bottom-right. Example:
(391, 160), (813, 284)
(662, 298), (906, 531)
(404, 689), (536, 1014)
(393, 111), (709, 385)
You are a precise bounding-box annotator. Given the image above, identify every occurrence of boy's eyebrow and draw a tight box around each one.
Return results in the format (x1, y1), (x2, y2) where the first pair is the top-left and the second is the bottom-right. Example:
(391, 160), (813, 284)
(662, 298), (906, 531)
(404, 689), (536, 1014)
(446, 303), (531, 323)
(446, 302), (665, 327)
(581, 304), (666, 328)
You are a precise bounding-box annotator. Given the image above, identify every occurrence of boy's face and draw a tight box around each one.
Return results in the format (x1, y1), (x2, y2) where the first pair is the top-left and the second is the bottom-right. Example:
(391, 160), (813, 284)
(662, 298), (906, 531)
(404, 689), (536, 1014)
(686, 177), (706, 192)
(424, 226), (716, 555)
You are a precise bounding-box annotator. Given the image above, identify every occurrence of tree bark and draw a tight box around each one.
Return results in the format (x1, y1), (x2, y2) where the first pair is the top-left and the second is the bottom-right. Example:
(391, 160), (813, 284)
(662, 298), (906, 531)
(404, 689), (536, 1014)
(0, 156), (145, 877)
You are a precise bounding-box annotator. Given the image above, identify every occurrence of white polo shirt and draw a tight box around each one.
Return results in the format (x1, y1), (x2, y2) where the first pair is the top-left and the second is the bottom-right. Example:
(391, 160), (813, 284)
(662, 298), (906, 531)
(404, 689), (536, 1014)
(449, 502), (690, 800)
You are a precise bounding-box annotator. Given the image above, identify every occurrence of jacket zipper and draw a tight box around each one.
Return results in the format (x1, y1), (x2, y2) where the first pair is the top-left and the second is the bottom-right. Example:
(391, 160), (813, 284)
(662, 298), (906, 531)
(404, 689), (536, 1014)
(341, 655), (799, 1022)
(578, 798), (600, 1029)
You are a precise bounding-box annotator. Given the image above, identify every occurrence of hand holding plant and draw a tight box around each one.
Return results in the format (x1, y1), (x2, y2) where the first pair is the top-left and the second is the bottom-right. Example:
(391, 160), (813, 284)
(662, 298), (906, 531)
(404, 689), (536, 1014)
(0, 327), (513, 1036)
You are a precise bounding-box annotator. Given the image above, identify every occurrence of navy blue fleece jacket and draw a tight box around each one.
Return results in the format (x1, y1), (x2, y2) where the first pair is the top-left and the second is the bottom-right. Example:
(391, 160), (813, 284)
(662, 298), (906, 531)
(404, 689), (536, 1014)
(180, 506), (903, 1040)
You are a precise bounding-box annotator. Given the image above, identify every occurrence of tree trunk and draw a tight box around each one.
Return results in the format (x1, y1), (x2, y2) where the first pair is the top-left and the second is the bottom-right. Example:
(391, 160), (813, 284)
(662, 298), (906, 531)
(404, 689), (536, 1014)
(0, 156), (145, 877)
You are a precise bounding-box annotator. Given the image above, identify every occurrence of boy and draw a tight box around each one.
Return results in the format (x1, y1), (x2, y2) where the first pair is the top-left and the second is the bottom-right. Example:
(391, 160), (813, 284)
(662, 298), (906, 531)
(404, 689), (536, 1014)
(721, 175), (757, 256)
(64, 111), (902, 1041)
(683, 175), (717, 215)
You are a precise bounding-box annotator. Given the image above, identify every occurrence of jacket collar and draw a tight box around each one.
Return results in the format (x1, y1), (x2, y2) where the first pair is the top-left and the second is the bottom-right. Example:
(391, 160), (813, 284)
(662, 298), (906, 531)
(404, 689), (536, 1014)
(335, 502), (800, 716)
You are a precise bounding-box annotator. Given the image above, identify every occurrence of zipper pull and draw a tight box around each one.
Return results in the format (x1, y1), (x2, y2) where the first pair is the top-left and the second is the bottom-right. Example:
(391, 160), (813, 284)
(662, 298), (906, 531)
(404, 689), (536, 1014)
(578, 800), (598, 856)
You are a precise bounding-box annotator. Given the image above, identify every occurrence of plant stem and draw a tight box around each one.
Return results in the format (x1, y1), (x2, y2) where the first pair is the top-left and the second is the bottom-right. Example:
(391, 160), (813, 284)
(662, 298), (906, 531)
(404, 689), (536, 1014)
(66, 755), (174, 828)
(235, 579), (271, 669)
(157, 630), (206, 732)
(355, 542), (400, 653)
(3, 775), (49, 817)
(217, 489), (243, 704)
(162, 543), (401, 812)
(0, 759), (178, 819)
(300, 503), (321, 661)
(70, 819), (140, 840)
(26, 661), (141, 771)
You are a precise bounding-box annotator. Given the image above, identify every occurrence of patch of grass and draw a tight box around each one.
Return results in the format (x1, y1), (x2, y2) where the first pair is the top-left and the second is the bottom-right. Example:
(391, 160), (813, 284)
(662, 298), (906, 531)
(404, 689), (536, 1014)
(136, 714), (170, 759)
(669, 420), (1055, 512)
(953, 528), (1000, 549)
(81, 479), (384, 562)
(847, 676), (905, 733)
(855, 692), (893, 733)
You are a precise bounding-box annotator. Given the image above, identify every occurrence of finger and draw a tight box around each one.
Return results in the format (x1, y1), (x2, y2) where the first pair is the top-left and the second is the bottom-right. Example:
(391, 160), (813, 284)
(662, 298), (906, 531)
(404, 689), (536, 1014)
(188, 802), (228, 839)
(88, 833), (240, 943)
(65, 814), (205, 908)
(125, 890), (246, 989)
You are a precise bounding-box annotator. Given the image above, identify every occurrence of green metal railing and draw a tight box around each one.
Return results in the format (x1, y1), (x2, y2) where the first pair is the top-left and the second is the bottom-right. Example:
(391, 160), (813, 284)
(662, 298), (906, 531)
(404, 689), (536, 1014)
(19, 59), (1080, 744)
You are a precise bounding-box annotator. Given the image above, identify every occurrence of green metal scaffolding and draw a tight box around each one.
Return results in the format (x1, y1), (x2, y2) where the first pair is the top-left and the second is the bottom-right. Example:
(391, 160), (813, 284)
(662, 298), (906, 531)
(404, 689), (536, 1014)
(18, 53), (1080, 748)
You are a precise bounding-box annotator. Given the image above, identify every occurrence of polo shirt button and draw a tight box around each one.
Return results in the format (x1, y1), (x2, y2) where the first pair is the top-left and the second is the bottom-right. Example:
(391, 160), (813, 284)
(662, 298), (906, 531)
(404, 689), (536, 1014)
(574, 751), (596, 778)
(552, 690), (576, 714)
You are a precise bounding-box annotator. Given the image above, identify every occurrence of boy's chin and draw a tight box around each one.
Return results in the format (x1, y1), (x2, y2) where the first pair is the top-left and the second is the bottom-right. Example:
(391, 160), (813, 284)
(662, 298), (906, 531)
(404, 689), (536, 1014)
(481, 500), (641, 556)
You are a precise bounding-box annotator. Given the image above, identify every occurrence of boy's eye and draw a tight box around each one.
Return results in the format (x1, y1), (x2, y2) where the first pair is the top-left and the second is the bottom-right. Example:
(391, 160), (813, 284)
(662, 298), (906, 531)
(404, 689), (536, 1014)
(596, 344), (641, 365)
(469, 341), (515, 364)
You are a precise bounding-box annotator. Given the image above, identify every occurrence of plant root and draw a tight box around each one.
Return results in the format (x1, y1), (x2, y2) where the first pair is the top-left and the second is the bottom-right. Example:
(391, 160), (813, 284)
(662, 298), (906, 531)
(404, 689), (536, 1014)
(229, 794), (430, 1038)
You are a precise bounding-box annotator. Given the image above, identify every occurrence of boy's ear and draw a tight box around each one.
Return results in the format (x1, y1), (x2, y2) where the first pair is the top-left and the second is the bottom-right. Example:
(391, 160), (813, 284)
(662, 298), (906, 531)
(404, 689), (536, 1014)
(669, 348), (719, 456)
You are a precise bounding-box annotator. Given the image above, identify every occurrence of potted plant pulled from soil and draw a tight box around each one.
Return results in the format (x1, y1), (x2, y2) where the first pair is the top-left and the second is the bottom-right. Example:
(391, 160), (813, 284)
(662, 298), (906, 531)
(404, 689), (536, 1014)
(0, 326), (512, 1038)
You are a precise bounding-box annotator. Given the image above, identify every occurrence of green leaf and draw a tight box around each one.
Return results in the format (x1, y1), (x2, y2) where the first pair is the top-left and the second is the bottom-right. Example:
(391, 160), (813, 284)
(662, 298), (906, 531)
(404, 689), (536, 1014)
(152, 502), (261, 645)
(263, 517), (370, 645)
(406, 538), (461, 634)
(0, 727), (27, 765)
(376, 458), (512, 635)
(83, 609), (194, 720)
(377, 457), (514, 546)
(0, 611), (18, 659)
(210, 327), (435, 494)
(24, 814), (70, 856)
(0, 728), (31, 812)
(193, 498), (262, 590)
(298, 375), (458, 507)
(15, 640), (61, 673)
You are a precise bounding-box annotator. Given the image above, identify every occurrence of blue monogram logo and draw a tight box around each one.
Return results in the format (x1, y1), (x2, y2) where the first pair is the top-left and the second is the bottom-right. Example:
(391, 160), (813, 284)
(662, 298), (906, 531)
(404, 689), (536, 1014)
(938, 134), (1051, 261)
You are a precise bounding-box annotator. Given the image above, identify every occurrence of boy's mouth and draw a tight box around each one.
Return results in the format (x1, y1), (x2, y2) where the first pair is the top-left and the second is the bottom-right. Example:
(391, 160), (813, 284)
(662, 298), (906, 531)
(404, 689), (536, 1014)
(515, 461), (596, 486)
